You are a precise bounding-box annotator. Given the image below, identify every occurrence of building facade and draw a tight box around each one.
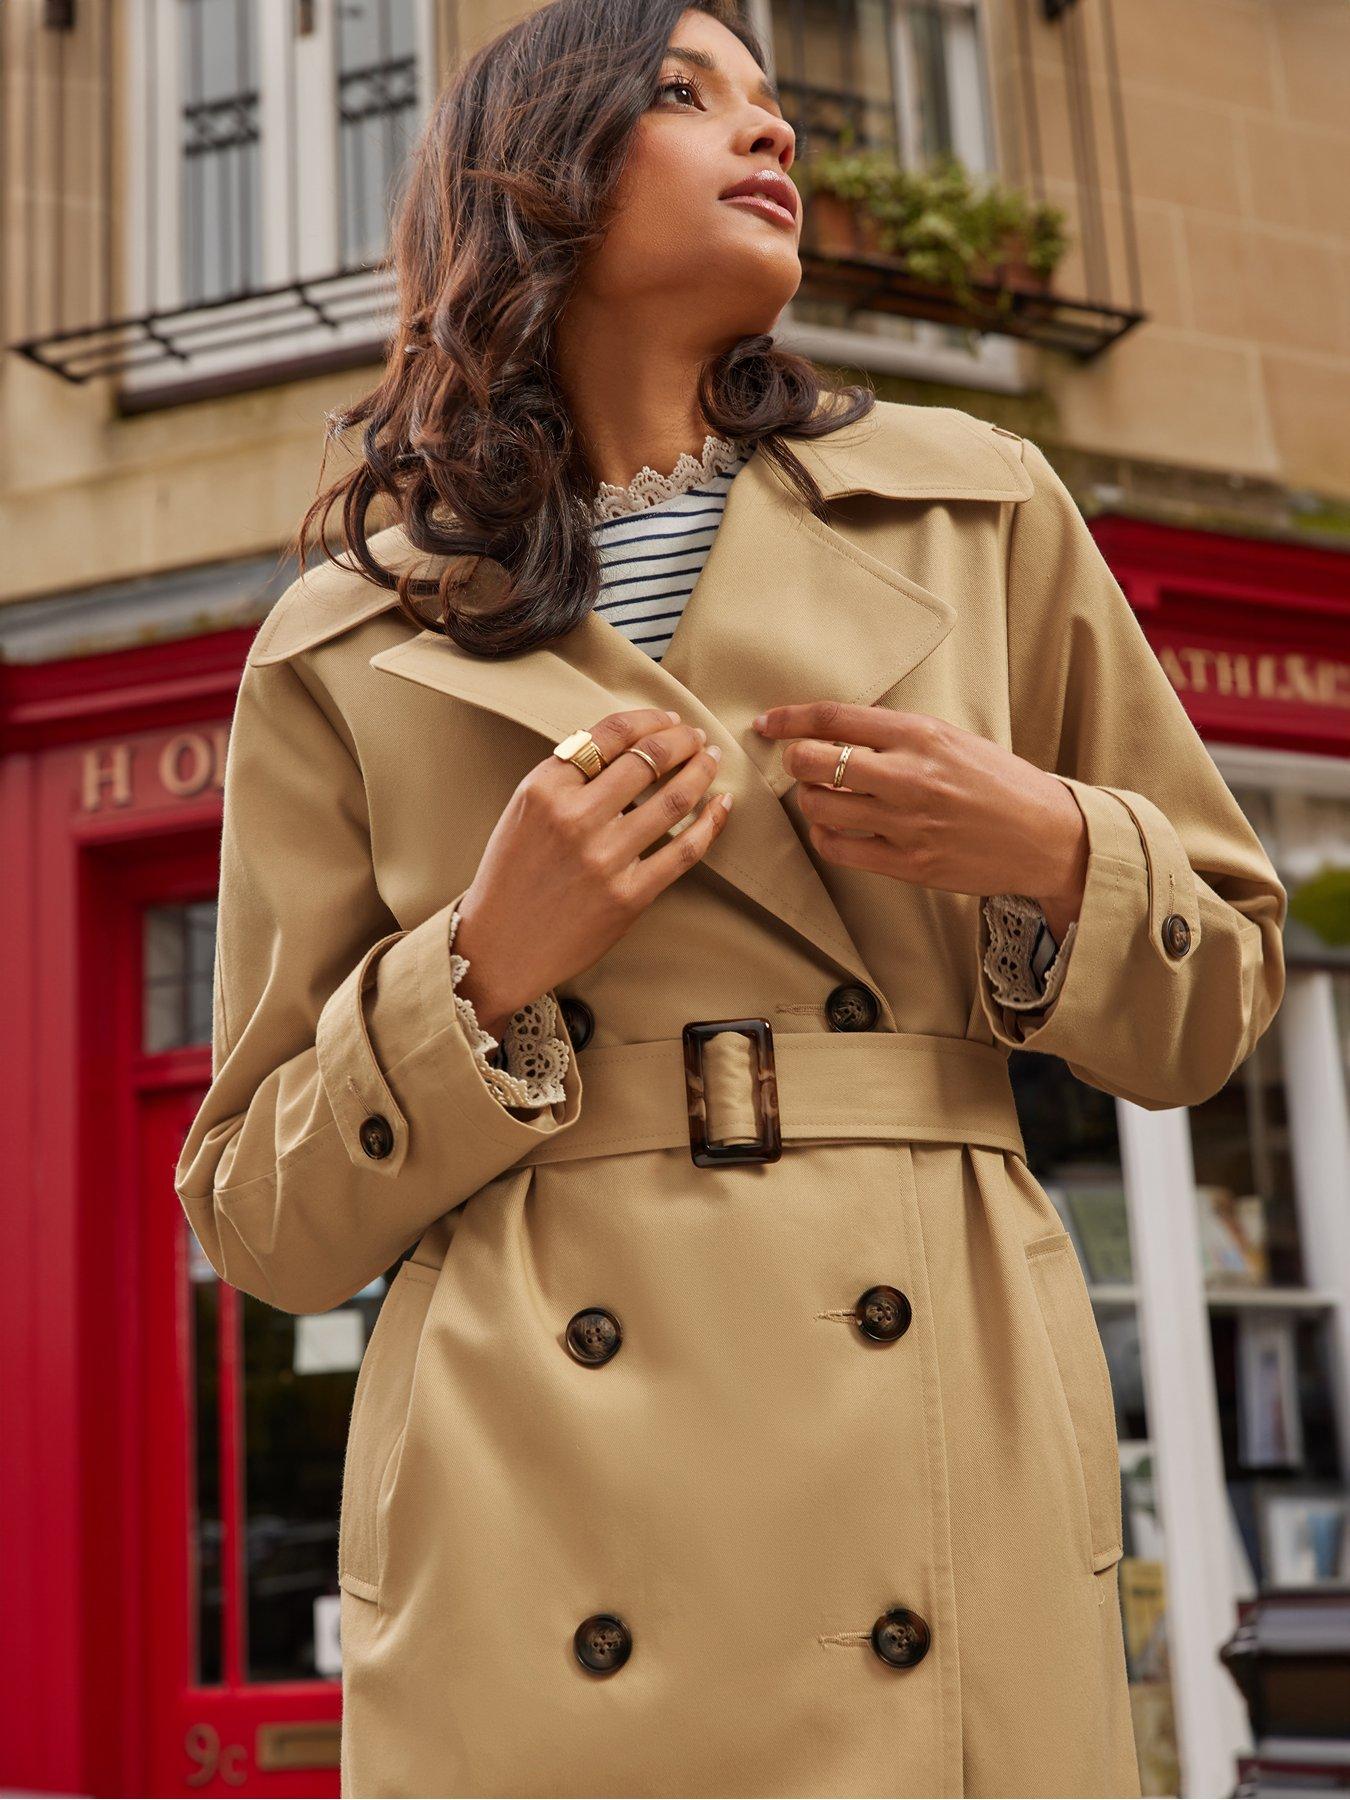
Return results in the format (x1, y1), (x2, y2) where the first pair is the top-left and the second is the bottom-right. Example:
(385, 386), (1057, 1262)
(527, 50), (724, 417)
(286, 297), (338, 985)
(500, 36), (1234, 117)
(2, 2), (1347, 1795)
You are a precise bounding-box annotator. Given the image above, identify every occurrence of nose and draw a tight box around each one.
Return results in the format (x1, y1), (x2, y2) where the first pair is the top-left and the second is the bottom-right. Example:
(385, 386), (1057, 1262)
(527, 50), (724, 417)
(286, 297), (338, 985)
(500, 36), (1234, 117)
(738, 111), (796, 173)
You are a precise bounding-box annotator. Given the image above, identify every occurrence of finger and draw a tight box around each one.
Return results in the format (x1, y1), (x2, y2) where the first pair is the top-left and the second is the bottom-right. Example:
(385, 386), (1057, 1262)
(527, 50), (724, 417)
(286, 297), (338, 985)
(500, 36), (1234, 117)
(797, 786), (894, 837)
(783, 737), (887, 794)
(808, 821), (908, 878)
(753, 701), (914, 750)
(609, 741), (724, 860)
(547, 708), (684, 787)
(627, 781), (734, 904)
(584, 720), (710, 816)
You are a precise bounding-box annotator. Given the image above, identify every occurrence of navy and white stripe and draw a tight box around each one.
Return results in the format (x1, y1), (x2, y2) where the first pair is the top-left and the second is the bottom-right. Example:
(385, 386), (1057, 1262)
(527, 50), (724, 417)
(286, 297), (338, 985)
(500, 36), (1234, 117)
(591, 452), (751, 663)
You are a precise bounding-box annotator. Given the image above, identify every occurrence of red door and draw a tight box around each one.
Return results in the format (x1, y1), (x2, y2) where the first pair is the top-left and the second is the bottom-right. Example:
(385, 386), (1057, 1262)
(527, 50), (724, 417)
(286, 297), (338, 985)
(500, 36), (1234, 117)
(120, 841), (403, 1794)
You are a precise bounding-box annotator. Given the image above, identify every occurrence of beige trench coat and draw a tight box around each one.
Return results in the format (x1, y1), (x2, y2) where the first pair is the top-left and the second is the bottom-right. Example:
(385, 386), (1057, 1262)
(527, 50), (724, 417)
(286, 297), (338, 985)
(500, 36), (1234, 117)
(176, 399), (1287, 1800)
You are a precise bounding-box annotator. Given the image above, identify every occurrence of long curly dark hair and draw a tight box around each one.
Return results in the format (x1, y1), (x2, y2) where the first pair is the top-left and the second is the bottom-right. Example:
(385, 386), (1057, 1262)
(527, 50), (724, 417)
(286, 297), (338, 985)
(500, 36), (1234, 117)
(288, 0), (875, 658)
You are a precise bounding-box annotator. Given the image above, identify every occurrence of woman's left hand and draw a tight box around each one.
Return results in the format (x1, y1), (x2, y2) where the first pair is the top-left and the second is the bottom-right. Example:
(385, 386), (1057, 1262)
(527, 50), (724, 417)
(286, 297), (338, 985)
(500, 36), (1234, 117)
(753, 701), (1088, 942)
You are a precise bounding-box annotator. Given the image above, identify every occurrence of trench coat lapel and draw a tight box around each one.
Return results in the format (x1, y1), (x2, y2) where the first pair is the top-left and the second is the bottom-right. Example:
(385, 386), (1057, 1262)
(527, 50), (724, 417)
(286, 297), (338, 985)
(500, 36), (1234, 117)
(367, 410), (1032, 986)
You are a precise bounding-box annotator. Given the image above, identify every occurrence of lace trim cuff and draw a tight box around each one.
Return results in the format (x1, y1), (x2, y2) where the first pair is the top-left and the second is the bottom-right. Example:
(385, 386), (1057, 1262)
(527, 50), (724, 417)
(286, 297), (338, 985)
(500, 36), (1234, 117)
(982, 893), (1078, 1011)
(447, 906), (571, 1108)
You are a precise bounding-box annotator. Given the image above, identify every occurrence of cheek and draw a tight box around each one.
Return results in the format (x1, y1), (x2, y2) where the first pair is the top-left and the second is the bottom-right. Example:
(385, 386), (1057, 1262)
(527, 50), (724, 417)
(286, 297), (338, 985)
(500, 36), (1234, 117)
(604, 127), (717, 261)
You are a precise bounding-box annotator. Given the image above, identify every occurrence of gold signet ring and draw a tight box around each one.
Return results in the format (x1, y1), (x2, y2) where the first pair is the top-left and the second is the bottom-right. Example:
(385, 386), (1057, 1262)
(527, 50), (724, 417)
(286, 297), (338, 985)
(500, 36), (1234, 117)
(553, 728), (608, 781)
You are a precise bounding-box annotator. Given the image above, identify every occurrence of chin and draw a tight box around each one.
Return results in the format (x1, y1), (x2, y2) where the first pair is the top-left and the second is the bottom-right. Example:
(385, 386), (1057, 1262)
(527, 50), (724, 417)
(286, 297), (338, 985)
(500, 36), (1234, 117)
(708, 237), (801, 304)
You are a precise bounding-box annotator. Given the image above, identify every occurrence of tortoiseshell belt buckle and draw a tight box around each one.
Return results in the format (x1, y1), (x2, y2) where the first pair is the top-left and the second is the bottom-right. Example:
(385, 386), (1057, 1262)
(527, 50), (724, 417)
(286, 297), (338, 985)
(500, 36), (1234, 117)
(682, 1018), (782, 1167)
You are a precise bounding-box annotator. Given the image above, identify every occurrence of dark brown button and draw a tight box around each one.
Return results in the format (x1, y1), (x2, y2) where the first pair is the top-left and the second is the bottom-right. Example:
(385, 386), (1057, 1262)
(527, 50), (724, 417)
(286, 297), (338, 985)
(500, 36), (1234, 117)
(825, 983), (880, 1032)
(358, 1114), (394, 1159)
(560, 996), (595, 1051)
(574, 1612), (631, 1673)
(565, 1307), (622, 1365)
(1161, 913), (1191, 958)
(870, 1606), (931, 1668)
(854, 1285), (912, 1343)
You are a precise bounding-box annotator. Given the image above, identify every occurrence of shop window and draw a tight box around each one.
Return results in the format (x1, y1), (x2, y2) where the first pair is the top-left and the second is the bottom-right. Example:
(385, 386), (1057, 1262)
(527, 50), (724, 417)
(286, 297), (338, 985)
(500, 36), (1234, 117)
(143, 899), (218, 1051)
(1197, 777), (1350, 1602)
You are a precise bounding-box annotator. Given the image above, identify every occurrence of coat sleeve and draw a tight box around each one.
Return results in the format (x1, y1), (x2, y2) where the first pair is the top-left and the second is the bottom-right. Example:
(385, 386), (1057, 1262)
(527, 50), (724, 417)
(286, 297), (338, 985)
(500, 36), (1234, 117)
(975, 435), (1287, 1110)
(174, 649), (584, 1316)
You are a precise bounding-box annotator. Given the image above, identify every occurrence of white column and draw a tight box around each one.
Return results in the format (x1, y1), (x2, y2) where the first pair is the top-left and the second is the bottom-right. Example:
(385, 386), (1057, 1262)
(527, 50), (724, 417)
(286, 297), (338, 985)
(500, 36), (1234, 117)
(1117, 1100), (1252, 1798)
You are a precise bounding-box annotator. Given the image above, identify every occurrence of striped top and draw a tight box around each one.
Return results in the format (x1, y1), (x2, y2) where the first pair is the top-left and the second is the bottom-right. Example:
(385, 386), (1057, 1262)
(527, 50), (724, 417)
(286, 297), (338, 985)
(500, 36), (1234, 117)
(589, 435), (752, 663)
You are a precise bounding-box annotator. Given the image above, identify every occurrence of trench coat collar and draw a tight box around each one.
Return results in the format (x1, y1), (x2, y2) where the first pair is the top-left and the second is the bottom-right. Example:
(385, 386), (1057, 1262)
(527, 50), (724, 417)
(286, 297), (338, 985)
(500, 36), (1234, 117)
(261, 402), (1033, 991)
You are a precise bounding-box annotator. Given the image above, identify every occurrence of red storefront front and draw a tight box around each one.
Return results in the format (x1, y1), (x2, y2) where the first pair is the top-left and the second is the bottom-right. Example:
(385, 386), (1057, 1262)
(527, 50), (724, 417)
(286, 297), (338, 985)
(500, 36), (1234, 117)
(2, 516), (1347, 1798)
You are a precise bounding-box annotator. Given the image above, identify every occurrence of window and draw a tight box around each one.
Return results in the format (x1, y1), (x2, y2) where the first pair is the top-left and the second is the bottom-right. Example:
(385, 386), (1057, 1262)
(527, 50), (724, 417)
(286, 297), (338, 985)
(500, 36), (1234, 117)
(757, 0), (992, 169)
(124, 0), (436, 395)
(748, 0), (1019, 386)
(143, 899), (218, 1052)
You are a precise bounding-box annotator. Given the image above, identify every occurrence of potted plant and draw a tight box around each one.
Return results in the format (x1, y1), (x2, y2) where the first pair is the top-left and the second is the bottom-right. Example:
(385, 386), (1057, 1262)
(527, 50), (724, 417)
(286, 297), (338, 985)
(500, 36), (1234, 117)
(794, 144), (898, 258)
(796, 142), (1072, 307)
(969, 182), (1070, 293)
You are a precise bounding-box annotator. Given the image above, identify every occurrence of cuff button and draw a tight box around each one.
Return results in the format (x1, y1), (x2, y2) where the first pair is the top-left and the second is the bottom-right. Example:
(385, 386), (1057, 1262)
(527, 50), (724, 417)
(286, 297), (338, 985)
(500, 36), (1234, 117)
(1161, 914), (1192, 959)
(358, 1113), (395, 1159)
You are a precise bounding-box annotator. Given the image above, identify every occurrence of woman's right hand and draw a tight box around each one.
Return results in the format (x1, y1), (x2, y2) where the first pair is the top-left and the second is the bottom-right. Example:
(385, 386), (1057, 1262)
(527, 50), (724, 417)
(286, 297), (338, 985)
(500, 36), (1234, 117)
(451, 707), (734, 1040)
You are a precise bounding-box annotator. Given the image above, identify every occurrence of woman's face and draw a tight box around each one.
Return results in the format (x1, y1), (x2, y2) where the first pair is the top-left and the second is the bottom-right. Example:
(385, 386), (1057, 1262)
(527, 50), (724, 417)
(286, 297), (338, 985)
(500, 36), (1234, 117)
(580, 10), (802, 337)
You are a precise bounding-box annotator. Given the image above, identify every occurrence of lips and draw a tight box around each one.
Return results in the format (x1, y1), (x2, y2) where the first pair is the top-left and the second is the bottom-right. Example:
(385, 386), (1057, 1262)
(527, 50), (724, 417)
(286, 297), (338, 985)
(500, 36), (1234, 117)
(718, 170), (799, 226)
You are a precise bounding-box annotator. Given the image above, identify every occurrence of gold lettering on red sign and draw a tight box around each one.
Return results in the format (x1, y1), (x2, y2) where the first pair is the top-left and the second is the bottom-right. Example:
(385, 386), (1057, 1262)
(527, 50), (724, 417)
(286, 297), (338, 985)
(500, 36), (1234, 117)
(80, 744), (134, 811)
(159, 730), (225, 797)
(1159, 646), (1350, 711)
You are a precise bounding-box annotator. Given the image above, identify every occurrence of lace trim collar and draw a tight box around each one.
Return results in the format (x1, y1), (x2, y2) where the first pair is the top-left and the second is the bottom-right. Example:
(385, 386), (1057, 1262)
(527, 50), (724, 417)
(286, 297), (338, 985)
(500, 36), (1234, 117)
(587, 432), (750, 523)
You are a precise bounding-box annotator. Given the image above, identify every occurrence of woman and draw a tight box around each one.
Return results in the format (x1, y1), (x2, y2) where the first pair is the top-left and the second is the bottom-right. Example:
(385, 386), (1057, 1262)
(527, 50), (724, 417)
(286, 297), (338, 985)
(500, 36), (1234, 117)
(175, 3), (1287, 1796)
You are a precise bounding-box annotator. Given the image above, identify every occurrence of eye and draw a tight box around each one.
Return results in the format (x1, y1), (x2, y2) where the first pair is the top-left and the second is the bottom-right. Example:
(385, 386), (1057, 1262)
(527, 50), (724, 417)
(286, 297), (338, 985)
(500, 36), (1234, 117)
(655, 73), (706, 108)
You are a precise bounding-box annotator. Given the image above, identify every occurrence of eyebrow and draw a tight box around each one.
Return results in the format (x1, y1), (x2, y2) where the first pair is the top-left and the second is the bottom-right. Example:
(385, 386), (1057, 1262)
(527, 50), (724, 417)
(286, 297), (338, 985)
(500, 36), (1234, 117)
(664, 44), (783, 111)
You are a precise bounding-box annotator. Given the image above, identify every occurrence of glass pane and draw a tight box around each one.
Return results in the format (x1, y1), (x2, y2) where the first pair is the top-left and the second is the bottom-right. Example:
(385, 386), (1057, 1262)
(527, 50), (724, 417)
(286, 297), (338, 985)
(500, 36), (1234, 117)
(241, 1261), (408, 1682)
(769, 0), (901, 156)
(1217, 1311), (1348, 1592)
(1185, 1027), (1301, 1289)
(336, 0), (423, 266)
(906, 3), (954, 161)
(143, 900), (218, 1052)
(188, 1220), (223, 1686)
(178, 0), (262, 302)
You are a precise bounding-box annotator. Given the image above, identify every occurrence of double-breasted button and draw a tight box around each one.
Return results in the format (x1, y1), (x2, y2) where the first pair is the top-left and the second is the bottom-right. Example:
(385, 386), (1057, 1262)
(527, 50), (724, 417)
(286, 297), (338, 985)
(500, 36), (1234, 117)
(573, 1613), (631, 1673)
(559, 995), (595, 1051)
(825, 982), (880, 1032)
(565, 1307), (622, 1366)
(1161, 914), (1191, 958)
(358, 1114), (395, 1159)
(870, 1606), (931, 1668)
(854, 1285), (912, 1343)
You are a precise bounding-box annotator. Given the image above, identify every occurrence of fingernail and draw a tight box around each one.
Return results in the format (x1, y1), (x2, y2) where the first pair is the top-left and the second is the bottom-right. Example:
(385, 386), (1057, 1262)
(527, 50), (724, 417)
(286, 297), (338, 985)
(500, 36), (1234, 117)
(665, 709), (681, 722)
(694, 726), (707, 742)
(707, 743), (722, 761)
(752, 713), (767, 731)
(720, 791), (735, 811)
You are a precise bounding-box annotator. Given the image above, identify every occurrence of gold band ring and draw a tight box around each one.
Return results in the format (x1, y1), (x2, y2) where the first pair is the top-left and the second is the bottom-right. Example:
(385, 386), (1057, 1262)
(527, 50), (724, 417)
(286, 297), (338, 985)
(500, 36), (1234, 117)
(625, 746), (662, 781)
(552, 727), (608, 781)
(830, 742), (854, 789)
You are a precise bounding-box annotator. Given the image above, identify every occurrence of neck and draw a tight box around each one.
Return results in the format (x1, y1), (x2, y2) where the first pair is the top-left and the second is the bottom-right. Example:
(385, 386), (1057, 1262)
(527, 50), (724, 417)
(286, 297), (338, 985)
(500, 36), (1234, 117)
(554, 298), (736, 492)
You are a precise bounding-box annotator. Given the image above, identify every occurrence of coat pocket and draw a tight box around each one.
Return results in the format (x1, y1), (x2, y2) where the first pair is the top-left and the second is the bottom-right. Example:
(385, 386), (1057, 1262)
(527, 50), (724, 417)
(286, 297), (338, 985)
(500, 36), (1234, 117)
(338, 1259), (441, 1604)
(1023, 1229), (1125, 1574)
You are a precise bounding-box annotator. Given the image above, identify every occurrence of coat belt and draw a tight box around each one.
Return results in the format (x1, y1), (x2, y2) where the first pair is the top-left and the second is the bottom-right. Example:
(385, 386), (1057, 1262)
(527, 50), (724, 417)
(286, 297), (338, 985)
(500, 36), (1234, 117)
(515, 1029), (1026, 1165)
